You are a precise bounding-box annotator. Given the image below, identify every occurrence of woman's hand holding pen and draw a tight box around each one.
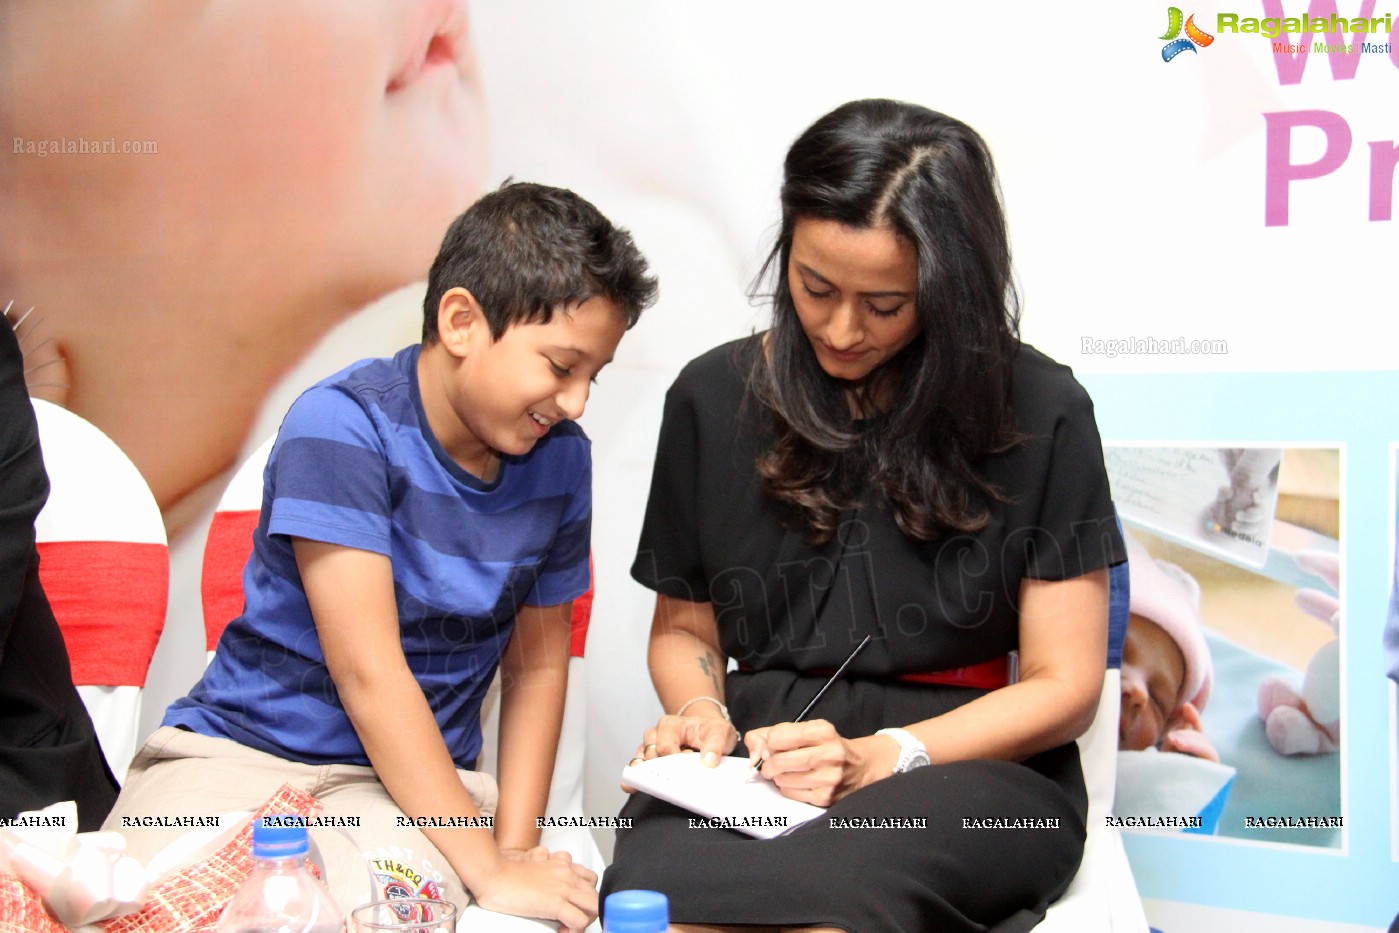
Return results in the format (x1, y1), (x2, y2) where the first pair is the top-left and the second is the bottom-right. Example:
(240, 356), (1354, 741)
(746, 720), (900, 807)
(622, 713), (739, 792)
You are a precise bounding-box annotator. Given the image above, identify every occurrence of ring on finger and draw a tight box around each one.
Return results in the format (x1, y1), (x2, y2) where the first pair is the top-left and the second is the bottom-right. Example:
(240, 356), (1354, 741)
(644, 743), (657, 752)
(628, 756), (645, 766)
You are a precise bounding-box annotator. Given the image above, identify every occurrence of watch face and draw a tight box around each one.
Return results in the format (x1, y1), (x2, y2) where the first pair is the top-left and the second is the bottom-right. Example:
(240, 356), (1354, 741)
(907, 750), (931, 770)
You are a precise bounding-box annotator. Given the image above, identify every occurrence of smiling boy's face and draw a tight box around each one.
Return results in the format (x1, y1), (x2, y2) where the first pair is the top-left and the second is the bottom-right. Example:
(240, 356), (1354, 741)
(1119, 614), (1186, 751)
(420, 292), (627, 479)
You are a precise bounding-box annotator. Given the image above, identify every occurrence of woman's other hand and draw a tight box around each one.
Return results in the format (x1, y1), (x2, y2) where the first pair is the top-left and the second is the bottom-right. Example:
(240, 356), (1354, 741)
(622, 714), (739, 792)
(744, 720), (897, 807)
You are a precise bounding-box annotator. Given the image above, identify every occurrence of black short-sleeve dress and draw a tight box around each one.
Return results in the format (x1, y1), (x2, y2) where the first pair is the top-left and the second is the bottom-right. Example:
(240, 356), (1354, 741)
(604, 335), (1125, 933)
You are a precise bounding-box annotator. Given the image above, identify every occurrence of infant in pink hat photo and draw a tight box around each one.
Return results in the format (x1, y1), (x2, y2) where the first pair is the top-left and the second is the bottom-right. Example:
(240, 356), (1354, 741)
(1119, 535), (1219, 762)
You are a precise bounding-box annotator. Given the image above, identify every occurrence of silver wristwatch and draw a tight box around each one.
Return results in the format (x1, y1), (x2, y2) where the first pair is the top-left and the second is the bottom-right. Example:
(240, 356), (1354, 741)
(876, 727), (930, 773)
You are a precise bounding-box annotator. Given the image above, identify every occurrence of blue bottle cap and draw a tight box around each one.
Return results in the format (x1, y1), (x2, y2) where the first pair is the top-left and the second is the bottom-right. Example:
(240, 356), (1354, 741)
(250, 817), (310, 859)
(604, 889), (669, 932)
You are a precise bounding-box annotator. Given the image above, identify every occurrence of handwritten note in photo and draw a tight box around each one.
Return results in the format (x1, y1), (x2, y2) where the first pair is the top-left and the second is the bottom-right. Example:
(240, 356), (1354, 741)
(1105, 446), (1283, 567)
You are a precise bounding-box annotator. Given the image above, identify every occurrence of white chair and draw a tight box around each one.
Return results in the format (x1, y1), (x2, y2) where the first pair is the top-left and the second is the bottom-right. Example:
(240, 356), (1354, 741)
(1038, 558), (1150, 931)
(30, 399), (169, 783)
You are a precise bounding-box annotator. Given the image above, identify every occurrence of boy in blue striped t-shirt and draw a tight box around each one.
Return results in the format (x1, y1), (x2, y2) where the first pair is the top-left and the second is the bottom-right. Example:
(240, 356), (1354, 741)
(106, 183), (656, 931)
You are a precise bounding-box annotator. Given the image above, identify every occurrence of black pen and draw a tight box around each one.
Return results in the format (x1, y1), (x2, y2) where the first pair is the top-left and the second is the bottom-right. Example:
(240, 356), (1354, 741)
(751, 634), (873, 775)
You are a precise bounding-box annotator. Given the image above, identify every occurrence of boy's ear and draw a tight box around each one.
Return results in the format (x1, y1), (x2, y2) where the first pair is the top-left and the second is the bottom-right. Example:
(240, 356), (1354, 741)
(436, 287), (487, 358)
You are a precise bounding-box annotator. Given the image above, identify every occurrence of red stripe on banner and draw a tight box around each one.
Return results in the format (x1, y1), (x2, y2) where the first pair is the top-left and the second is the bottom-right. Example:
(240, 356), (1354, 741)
(36, 540), (168, 687)
(202, 510), (259, 651)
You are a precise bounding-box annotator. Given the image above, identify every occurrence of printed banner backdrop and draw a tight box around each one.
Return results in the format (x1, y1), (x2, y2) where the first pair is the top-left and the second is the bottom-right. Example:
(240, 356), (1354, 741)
(4, 1), (1397, 929)
(1106, 447), (1342, 849)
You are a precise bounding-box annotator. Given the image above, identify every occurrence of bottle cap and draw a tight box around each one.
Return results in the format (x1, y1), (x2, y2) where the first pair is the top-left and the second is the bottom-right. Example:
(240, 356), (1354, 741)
(604, 889), (669, 932)
(250, 816), (310, 859)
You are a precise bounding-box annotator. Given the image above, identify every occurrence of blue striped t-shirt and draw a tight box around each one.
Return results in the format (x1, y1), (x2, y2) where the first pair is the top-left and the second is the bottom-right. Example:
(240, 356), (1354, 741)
(166, 345), (591, 767)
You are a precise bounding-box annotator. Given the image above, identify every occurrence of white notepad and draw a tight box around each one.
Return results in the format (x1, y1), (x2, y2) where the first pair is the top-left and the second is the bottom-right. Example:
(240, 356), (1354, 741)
(621, 753), (826, 839)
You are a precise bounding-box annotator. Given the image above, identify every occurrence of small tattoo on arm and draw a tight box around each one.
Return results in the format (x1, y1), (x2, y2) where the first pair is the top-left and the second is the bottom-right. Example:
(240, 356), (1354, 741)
(698, 652), (722, 696)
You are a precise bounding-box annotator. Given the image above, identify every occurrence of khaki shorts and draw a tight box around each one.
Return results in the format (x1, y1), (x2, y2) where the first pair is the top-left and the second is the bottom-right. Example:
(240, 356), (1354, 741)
(104, 726), (500, 918)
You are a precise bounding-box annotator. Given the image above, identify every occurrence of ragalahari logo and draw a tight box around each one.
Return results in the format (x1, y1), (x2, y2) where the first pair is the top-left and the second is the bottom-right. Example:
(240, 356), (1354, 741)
(1159, 7), (1215, 61)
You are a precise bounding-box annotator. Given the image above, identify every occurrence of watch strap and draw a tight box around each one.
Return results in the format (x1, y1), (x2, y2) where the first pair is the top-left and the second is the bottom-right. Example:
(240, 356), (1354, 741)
(876, 727), (929, 773)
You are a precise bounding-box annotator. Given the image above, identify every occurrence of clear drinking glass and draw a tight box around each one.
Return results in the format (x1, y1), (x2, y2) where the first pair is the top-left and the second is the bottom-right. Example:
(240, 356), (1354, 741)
(349, 897), (458, 932)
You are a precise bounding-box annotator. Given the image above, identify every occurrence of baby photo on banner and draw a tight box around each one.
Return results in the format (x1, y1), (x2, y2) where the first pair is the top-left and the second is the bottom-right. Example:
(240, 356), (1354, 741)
(1107, 446), (1343, 849)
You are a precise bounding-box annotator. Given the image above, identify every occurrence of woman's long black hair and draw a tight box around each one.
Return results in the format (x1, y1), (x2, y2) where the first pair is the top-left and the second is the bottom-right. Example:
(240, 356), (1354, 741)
(752, 99), (1022, 544)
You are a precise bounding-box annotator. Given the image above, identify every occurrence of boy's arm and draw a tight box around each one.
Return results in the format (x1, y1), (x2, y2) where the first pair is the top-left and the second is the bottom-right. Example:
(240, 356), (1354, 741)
(293, 538), (596, 930)
(493, 601), (572, 851)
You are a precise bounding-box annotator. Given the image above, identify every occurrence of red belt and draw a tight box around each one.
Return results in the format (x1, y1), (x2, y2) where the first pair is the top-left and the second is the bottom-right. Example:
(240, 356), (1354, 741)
(737, 654), (1012, 690)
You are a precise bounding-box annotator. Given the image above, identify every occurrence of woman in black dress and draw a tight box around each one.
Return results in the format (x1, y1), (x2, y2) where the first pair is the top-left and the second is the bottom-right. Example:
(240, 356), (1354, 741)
(603, 99), (1125, 932)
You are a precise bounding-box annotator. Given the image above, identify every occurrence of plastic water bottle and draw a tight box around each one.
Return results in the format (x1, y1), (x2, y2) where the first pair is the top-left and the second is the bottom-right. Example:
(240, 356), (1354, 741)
(218, 818), (343, 933)
(603, 889), (670, 932)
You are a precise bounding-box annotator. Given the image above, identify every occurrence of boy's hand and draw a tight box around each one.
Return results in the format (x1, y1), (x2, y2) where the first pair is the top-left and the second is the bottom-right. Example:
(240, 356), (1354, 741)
(498, 844), (561, 862)
(472, 849), (598, 932)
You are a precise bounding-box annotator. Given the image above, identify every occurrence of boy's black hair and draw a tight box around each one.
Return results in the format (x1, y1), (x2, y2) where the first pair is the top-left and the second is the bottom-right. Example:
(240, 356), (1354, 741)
(422, 181), (657, 342)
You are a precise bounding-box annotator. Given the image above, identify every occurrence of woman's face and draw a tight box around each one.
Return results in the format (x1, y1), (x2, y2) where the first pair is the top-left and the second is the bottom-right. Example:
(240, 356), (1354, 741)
(787, 218), (920, 389)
